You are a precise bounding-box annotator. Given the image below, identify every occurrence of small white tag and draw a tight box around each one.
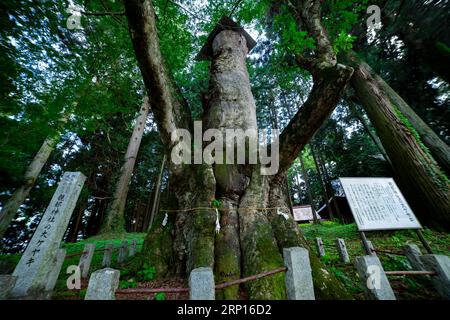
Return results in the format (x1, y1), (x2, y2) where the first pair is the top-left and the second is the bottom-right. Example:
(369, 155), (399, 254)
(215, 208), (221, 234)
(277, 208), (289, 220)
(162, 212), (168, 226)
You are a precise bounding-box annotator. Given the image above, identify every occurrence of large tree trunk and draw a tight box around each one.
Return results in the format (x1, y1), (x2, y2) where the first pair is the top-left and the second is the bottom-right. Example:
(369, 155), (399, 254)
(124, 0), (353, 300)
(344, 51), (450, 230)
(124, 0), (215, 279)
(0, 134), (59, 239)
(205, 30), (250, 299)
(373, 74), (450, 175)
(100, 97), (150, 234)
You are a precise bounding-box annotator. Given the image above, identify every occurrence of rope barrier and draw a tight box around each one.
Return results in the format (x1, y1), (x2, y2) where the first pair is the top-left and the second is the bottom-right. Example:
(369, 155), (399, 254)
(116, 287), (189, 294)
(115, 266), (287, 295)
(215, 267), (287, 289)
(158, 206), (290, 213)
(385, 270), (436, 276)
(65, 251), (87, 259)
(372, 249), (405, 256)
(64, 246), (113, 259)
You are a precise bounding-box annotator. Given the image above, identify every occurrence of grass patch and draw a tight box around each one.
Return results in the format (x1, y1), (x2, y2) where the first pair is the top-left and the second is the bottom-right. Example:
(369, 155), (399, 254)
(0, 232), (146, 299)
(2, 225), (449, 300)
(301, 221), (450, 299)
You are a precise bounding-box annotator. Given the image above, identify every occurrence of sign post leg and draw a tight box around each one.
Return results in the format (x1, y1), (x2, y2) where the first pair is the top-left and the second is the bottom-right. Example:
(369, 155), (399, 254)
(415, 229), (433, 254)
(359, 231), (373, 255)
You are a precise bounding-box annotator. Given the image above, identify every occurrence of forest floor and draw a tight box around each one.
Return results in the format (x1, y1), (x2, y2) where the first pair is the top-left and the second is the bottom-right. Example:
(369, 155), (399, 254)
(0, 221), (449, 300)
(301, 221), (450, 300)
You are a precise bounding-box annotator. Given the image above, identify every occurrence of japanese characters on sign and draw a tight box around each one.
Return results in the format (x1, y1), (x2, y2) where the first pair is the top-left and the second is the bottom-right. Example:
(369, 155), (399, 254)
(11, 172), (85, 298)
(339, 177), (421, 231)
(24, 173), (77, 267)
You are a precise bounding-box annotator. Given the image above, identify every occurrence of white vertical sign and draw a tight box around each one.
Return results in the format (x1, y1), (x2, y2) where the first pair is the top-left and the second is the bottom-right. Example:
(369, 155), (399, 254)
(11, 172), (86, 298)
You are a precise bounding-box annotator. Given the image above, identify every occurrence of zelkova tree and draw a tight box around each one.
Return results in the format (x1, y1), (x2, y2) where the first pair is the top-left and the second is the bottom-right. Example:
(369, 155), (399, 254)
(0, 113), (69, 240)
(124, 0), (353, 299)
(100, 97), (151, 234)
(343, 52), (450, 230)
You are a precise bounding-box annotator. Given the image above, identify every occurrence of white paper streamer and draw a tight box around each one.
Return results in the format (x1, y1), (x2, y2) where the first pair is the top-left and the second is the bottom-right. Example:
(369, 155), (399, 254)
(215, 208), (221, 234)
(277, 208), (289, 220)
(162, 212), (168, 226)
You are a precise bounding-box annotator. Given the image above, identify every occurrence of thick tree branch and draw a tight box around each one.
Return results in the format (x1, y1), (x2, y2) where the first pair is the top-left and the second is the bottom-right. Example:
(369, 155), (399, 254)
(123, 0), (192, 162)
(275, 0), (353, 177)
(289, 0), (337, 73)
(276, 64), (353, 176)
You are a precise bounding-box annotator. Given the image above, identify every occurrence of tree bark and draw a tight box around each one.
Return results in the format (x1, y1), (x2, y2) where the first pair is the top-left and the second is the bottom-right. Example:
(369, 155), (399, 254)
(124, 0), (354, 299)
(124, 0), (216, 278)
(344, 51), (450, 230)
(101, 97), (150, 234)
(0, 133), (60, 239)
(376, 77), (450, 175)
